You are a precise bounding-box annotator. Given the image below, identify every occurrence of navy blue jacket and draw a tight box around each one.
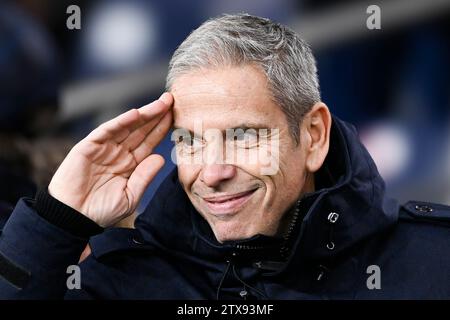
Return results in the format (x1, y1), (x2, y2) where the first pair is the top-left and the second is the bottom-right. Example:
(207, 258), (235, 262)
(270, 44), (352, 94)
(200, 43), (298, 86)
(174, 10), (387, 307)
(0, 117), (449, 299)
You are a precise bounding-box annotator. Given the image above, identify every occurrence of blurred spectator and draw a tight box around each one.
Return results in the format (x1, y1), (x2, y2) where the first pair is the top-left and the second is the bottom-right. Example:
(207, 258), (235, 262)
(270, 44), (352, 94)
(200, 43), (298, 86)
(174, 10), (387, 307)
(0, 1), (60, 135)
(0, 2), (73, 216)
(0, 135), (34, 215)
(316, 21), (450, 203)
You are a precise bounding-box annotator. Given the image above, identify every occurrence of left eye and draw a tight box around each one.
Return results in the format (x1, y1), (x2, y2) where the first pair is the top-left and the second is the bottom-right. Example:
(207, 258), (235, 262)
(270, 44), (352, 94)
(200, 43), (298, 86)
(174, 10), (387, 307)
(232, 131), (258, 146)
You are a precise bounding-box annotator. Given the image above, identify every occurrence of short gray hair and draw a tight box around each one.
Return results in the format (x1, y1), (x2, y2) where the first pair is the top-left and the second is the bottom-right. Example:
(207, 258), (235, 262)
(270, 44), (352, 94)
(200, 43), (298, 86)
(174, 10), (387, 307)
(166, 13), (321, 143)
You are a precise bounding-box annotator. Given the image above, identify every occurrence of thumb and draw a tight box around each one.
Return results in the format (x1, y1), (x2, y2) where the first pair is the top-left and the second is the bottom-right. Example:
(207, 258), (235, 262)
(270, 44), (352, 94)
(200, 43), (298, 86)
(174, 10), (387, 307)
(126, 154), (165, 209)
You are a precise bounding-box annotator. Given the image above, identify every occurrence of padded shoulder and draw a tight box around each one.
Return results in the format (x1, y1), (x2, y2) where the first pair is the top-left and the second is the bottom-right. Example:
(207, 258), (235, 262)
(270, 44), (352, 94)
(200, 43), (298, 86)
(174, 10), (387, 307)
(400, 201), (450, 225)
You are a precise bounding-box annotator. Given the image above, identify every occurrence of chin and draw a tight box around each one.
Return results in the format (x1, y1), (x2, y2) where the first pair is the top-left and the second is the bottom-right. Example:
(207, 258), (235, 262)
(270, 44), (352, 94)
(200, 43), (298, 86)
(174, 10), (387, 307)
(212, 220), (257, 243)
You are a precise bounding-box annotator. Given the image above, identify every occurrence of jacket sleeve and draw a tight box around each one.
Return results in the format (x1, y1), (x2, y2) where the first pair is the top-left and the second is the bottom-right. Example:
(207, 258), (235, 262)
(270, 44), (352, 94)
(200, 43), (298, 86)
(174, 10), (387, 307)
(0, 198), (91, 299)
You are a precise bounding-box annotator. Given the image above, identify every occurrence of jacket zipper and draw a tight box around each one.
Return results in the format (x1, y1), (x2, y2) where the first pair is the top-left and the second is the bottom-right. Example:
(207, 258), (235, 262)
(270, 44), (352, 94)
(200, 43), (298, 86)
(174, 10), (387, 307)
(233, 199), (302, 258)
(280, 199), (302, 259)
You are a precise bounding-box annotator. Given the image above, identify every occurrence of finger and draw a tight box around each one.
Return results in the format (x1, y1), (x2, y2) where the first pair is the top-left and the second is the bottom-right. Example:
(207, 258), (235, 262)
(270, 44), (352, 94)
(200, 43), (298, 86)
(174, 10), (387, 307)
(87, 108), (141, 143)
(126, 154), (165, 211)
(132, 109), (173, 163)
(87, 96), (172, 144)
(158, 92), (174, 108)
(137, 92), (173, 123)
(116, 99), (169, 142)
(118, 93), (174, 148)
(123, 107), (170, 151)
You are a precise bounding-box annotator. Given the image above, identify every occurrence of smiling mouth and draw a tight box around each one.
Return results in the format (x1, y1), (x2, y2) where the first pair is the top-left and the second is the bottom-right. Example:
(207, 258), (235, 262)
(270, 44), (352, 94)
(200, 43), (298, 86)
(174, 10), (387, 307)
(201, 189), (258, 216)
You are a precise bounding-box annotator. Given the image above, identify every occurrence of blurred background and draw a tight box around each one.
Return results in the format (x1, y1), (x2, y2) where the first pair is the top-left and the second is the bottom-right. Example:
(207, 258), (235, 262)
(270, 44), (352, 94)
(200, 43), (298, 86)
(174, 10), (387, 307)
(0, 0), (449, 216)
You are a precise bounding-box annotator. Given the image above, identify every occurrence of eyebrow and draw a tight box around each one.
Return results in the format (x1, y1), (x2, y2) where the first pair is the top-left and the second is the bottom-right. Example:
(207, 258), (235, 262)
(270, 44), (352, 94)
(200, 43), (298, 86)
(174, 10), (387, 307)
(172, 122), (271, 135)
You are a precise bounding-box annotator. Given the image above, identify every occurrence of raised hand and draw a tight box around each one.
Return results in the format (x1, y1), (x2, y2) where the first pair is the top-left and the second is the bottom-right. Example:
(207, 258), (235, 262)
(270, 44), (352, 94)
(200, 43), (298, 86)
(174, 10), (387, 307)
(48, 93), (174, 227)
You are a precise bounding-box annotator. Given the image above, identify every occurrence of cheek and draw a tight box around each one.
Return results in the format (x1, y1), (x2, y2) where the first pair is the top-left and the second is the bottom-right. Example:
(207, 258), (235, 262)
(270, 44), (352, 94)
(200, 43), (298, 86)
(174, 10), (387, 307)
(226, 147), (279, 177)
(178, 164), (202, 191)
(278, 149), (308, 195)
(278, 135), (307, 173)
(265, 145), (308, 199)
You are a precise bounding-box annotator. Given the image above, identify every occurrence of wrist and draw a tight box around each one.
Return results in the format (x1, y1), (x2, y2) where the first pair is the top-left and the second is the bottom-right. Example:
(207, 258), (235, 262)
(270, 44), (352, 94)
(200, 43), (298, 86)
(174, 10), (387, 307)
(34, 189), (104, 238)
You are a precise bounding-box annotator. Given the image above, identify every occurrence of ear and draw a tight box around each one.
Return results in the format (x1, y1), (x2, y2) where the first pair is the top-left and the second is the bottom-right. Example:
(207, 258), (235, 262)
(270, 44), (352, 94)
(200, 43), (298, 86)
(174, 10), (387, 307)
(303, 102), (332, 173)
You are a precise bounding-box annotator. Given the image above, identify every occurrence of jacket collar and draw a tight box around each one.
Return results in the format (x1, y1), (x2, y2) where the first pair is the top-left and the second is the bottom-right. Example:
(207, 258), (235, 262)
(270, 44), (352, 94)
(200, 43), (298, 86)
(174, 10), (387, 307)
(290, 116), (399, 262)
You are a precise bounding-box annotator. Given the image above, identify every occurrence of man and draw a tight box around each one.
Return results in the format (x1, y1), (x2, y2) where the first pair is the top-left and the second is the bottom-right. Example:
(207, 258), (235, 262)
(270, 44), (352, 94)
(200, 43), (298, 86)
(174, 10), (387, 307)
(0, 14), (449, 299)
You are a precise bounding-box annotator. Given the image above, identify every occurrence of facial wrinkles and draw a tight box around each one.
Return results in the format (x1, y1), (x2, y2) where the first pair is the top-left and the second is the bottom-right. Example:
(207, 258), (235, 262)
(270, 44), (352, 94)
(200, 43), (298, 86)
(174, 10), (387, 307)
(171, 66), (309, 241)
(193, 178), (261, 201)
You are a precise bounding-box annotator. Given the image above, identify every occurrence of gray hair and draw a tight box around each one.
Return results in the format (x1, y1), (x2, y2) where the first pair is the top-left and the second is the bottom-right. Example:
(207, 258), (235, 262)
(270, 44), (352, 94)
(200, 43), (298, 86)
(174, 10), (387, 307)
(166, 13), (321, 143)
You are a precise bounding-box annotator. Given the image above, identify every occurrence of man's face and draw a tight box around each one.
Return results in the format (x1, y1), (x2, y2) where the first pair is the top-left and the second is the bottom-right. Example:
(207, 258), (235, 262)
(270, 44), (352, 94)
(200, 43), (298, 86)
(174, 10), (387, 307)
(171, 65), (313, 242)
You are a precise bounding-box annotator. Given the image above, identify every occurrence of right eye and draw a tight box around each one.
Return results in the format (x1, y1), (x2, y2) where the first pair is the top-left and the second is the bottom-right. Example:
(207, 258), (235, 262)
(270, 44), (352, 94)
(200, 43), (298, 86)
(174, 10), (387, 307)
(176, 135), (204, 153)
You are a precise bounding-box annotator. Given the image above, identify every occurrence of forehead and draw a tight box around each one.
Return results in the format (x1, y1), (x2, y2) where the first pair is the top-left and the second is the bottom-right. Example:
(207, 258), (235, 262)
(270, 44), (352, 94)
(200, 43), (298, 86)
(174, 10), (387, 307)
(171, 65), (286, 130)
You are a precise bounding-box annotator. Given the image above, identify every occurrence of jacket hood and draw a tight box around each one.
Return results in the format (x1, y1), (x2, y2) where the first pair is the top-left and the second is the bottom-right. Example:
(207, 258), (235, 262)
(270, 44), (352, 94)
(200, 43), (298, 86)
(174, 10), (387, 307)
(135, 116), (399, 267)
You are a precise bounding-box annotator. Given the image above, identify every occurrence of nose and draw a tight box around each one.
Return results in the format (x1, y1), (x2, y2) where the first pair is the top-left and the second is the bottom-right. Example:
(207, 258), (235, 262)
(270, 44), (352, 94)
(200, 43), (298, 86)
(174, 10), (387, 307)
(200, 164), (237, 188)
